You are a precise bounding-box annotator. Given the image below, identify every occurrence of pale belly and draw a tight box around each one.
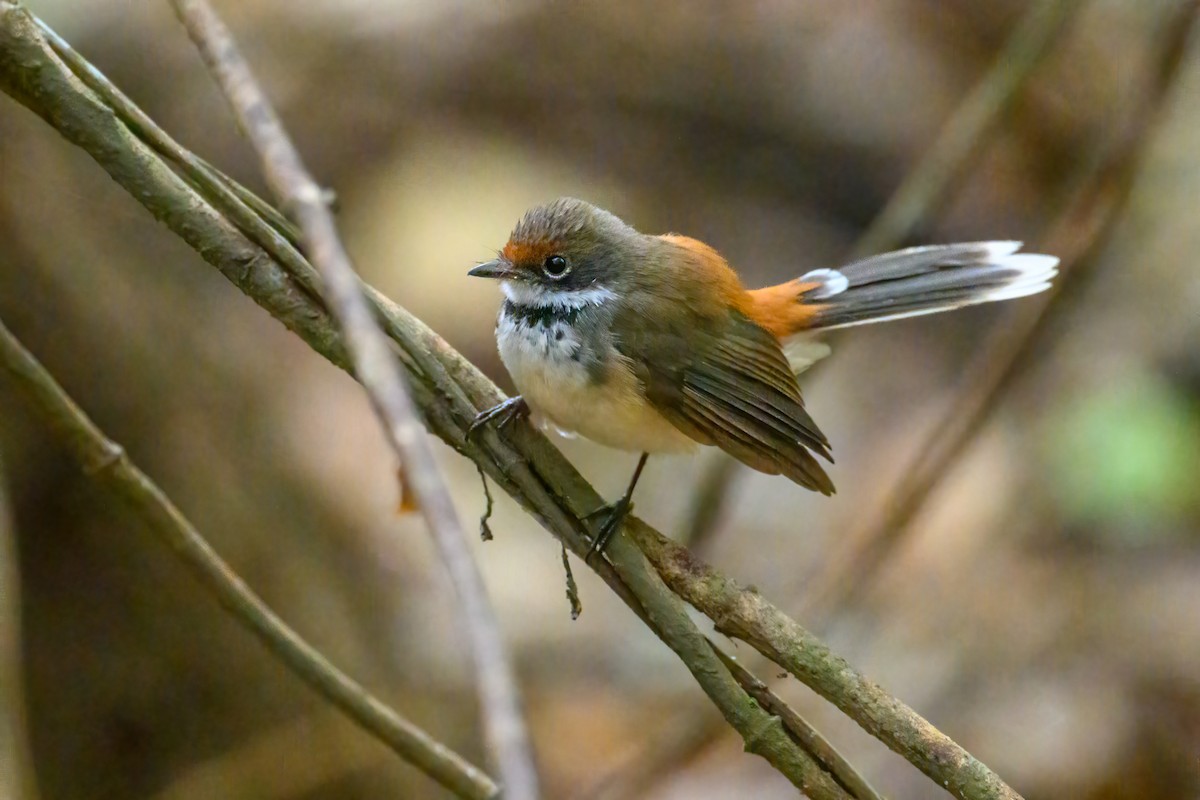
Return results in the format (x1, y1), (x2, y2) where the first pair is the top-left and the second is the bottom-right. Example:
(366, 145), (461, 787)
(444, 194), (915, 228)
(497, 316), (697, 454)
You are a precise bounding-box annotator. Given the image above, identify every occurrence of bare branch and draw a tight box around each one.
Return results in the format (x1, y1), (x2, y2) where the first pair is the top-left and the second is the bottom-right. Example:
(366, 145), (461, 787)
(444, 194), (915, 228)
(713, 644), (884, 800)
(632, 523), (1021, 800)
(603, 534), (854, 799)
(0, 316), (498, 800)
(163, 1), (540, 796)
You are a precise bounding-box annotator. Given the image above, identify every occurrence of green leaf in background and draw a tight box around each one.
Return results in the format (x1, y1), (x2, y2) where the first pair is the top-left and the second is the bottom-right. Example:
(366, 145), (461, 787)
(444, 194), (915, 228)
(1044, 373), (1200, 542)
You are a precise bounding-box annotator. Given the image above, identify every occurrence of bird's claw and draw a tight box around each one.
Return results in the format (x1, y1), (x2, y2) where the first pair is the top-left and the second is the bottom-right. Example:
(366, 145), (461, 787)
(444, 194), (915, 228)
(585, 499), (634, 562)
(467, 396), (529, 442)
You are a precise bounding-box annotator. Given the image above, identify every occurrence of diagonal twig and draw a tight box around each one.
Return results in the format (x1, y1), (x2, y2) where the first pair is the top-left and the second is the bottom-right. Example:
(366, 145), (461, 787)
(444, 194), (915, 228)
(712, 643), (884, 800)
(0, 316), (498, 800)
(163, 1), (540, 796)
(632, 522), (1020, 800)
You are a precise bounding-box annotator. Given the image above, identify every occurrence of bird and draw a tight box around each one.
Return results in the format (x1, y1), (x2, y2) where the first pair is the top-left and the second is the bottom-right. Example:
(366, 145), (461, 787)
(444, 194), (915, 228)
(468, 197), (1058, 558)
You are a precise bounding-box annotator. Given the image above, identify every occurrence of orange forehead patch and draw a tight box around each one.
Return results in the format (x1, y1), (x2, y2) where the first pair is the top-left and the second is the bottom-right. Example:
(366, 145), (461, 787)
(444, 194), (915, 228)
(502, 238), (561, 265)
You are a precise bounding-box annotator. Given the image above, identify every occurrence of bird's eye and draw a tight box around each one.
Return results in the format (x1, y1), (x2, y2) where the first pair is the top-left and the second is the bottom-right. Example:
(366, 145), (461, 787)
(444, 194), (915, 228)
(543, 255), (570, 279)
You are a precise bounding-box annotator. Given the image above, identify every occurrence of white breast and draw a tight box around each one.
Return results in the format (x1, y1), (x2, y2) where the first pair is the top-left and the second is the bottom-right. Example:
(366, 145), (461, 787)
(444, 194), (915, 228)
(496, 306), (696, 454)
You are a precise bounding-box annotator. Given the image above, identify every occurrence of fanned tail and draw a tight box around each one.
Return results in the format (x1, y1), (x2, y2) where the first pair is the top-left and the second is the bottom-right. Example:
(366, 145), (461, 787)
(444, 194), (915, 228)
(795, 241), (1058, 330)
(747, 241), (1058, 375)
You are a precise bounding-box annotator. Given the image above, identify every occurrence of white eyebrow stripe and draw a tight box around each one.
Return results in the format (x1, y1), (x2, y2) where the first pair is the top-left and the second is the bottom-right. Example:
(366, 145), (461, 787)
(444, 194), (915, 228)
(501, 281), (616, 311)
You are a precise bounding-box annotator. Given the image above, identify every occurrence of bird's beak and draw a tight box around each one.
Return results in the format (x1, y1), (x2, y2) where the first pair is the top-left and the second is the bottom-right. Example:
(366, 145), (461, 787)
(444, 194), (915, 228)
(468, 259), (517, 280)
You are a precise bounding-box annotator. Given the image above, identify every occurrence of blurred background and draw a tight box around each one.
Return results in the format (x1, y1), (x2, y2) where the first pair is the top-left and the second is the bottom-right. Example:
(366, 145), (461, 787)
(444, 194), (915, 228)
(1, 1), (1198, 798)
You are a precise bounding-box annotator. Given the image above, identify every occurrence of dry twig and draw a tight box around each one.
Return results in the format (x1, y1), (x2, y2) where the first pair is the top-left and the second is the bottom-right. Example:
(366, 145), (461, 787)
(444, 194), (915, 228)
(712, 645), (883, 800)
(165, 2), (539, 796)
(633, 523), (1020, 800)
(0, 316), (498, 800)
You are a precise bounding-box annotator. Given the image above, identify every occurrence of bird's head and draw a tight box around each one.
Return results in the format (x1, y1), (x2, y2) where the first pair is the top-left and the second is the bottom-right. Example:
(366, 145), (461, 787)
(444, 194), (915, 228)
(468, 198), (643, 306)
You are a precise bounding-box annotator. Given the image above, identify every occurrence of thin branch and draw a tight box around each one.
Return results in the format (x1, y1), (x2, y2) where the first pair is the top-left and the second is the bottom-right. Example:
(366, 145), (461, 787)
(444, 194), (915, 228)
(712, 644), (884, 800)
(572, 643), (868, 800)
(0, 7), (1025, 798)
(632, 522), (1021, 800)
(31, 19), (320, 309)
(801, 0), (1200, 620)
(606, 534), (854, 800)
(164, 2), (540, 797)
(0, 316), (498, 800)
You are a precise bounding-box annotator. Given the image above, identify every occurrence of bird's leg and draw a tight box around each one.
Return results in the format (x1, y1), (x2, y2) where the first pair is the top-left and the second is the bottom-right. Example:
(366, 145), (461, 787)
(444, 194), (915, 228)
(467, 396), (529, 441)
(586, 452), (650, 562)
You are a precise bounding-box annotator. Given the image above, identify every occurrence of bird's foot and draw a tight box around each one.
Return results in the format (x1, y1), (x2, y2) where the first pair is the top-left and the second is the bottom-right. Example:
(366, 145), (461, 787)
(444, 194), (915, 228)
(584, 497), (634, 563)
(467, 396), (529, 442)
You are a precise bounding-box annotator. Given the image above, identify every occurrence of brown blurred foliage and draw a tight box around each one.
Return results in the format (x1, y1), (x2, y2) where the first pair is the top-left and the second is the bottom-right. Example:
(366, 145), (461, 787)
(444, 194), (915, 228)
(1, 1), (1198, 798)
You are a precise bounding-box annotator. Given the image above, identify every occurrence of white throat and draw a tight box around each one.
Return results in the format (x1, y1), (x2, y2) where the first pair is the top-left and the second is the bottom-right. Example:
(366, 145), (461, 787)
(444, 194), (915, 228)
(501, 280), (616, 311)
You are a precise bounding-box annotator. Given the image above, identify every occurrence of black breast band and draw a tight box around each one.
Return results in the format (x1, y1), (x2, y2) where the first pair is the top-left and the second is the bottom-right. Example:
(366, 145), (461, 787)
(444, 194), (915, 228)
(502, 300), (583, 328)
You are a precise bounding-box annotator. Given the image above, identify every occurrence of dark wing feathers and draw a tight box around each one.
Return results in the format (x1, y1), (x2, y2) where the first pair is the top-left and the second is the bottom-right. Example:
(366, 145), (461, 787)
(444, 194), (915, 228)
(706, 333), (827, 443)
(688, 370), (829, 457)
(684, 381), (833, 493)
(624, 308), (834, 494)
(679, 386), (785, 473)
(710, 337), (800, 397)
